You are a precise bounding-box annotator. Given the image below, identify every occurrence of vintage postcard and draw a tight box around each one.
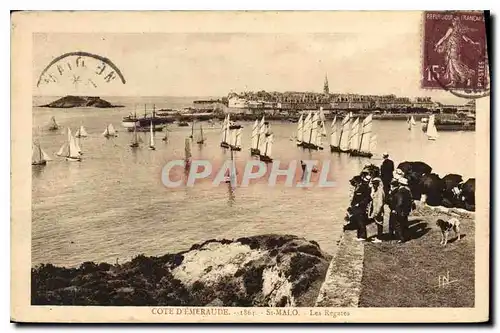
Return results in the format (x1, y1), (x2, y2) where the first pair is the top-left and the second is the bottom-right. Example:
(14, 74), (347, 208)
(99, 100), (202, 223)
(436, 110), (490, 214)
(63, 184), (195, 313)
(11, 10), (490, 323)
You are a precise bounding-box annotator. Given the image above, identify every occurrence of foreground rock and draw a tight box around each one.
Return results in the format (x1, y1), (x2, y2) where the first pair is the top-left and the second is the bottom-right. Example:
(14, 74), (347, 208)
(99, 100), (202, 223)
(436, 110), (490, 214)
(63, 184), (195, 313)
(31, 234), (332, 307)
(40, 95), (122, 108)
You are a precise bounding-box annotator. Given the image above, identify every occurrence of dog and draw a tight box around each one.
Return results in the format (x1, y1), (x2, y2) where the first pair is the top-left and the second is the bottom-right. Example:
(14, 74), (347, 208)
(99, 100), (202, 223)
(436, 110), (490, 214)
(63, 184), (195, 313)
(436, 217), (461, 246)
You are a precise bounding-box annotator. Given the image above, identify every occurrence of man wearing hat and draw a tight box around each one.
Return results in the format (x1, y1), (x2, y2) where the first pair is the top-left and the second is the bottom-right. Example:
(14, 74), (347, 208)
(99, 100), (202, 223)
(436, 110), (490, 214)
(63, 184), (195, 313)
(349, 173), (372, 241)
(380, 152), (394, 200)
(389, 177), (414, 243)
(368, 177), (385, 243)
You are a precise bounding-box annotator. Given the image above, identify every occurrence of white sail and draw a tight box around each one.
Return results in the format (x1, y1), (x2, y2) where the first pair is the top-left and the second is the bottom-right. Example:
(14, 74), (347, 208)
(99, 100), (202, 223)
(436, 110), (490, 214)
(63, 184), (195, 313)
(229, 129), (236, 147)
(320, 120), (327, 137)
(426, 114), (438, 139)
(296, 114), (304, 143)
(49, 116), (58, 129)
(330, 116), (338, 146)
(108, 124), (117, 136)
(411, 116), (417, 125)
(41, 147), (52, 161)
(220, 117), (227, 143)
(67, 129), (80, 158)
(359, 114), (373, 152)
(315, 125), (323, 147)
(308, 112), (319, 144)
(349, 118), (360, 150)
(149, 121), (155, 147)
(338, 115), (351, 151)
(102, 126), (109, 136)
(32, 144), (43, 163)
(56, 143), (67, 156)
(235, 128), (242, 148)
(76, 125), (88, 137)
(264, 134), (273, 157)
(303, 112), (312, 142)
(221, 115), (228, 131)
(251, 120), (259, 149)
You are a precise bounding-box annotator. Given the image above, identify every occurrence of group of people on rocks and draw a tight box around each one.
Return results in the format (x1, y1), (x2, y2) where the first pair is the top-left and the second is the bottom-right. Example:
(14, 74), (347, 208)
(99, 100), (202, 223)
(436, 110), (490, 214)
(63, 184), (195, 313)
(345, 153), (416, 244)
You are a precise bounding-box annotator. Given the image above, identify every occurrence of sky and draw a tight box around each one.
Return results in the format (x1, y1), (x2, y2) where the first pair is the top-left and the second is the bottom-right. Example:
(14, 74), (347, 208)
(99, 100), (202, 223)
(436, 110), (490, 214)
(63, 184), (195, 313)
(32, 13), (467, 104)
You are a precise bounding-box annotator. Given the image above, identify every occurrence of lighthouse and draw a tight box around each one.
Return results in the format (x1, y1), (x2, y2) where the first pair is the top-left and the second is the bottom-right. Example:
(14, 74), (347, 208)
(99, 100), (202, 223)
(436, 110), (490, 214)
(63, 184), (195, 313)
(323, 74), (329, 95)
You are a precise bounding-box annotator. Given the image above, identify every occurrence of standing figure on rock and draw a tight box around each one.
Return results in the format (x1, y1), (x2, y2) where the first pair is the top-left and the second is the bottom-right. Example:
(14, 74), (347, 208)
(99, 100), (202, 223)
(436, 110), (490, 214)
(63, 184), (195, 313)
(349, 174), (373, 241)
(380, 152), (394, 200)
(368, 177), (385, 243)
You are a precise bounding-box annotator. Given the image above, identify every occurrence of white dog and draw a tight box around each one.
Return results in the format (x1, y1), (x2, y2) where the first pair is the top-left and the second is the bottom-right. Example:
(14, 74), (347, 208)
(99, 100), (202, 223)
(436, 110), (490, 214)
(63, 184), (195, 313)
(436, 217), (461, 246)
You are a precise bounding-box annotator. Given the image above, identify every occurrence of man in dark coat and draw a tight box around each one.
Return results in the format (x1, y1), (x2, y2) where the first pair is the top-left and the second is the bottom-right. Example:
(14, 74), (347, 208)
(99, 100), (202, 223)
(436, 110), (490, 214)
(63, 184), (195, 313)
(349, 174), (372, 241)
(389, 177), (414, 243)
(380, 152), (395, 199)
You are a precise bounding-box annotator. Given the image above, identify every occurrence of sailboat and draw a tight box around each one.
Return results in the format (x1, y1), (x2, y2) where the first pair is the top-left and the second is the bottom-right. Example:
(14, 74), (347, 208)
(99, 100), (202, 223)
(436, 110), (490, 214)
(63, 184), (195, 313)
(299, 112), (311, 148)
(230, 127), (242, 151)
(75, 125), (88, 138)
(250, 119), (260, 155)
(148, 120), (156, 150)
(196, 124), (205, 144)
(295, 114), (304, 146)
(130, 124), (140, 148)
(329, 116), (338, 152)
(302, 112), (321, 150)
(102, 124), (118, 138)
(348, 118), (360, 153)
(426, 114), (439, 140)
(162, 125), (169, 142)
(48, 116), (59, 131)
(259, 134), (274, 163)
(224, 149), (236, 183)
(338, 113), (351, 152)
(411, 115), (417, 126)
(75, 134), (83, 155)
(32, 142), (52, 166)
(350, 114), (374, 158)
(56, 128), (82, 161)
(220, 114), (231, 148)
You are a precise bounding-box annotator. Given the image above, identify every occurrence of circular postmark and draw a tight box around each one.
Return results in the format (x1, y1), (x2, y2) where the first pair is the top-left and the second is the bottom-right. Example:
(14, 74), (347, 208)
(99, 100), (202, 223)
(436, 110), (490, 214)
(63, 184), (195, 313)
(423, 11), (490, 99)
(36, 51), (126, 91)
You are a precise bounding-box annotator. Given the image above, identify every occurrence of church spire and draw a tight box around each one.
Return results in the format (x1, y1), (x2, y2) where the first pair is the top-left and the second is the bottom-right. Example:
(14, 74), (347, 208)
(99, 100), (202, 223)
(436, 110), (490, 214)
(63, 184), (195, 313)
(323, 74), (329, 94)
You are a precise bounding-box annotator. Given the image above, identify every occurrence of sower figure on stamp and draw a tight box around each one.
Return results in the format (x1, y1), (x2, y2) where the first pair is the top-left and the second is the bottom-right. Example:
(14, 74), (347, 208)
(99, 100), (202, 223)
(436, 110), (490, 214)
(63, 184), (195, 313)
(350, 174), (372, 241)
(434, 16), (481, 87)
(380, 152), (394, 200)
(368, 177), (385, 243)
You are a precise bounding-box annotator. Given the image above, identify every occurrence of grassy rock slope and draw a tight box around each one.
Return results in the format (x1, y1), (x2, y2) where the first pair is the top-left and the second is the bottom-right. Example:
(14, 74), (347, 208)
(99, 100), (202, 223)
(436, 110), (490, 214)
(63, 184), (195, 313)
(32, 234), (332, 307)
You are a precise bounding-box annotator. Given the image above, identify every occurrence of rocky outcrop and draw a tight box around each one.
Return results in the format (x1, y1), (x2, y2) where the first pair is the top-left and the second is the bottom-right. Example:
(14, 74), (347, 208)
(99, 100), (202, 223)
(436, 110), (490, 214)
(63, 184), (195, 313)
(31, 234), (332, 307)
(40, 95), (122, 108)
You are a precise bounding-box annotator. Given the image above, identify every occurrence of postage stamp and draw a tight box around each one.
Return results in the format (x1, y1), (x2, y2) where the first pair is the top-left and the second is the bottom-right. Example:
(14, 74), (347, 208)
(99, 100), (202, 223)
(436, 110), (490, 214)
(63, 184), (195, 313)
(422, 11), (490, 97)
(11, 11), (490, 324)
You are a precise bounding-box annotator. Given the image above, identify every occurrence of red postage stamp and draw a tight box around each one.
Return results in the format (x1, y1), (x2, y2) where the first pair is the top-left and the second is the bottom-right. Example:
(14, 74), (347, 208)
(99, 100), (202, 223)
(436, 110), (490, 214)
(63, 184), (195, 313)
(422, 11), (489, 94)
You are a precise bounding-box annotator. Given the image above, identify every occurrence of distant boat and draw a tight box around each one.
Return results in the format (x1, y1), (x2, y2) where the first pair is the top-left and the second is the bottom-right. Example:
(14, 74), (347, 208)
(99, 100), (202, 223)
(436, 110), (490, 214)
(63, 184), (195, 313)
(75, 133), (83, 156)
(32, 142), (52, 166)
(162, 125), (169, 142)
(407, 117), (412, 130)
(196, 124), (205, 145)
(426, 114), (439, 140)
(102, 124), (118, 138)
(148, 120), (156, 150)
(329, 116), (338, 152)
(350, 114), (374, 158)
(56, 128), (82, 162)
(47, 116), (59, 131)
(75, 125), (88, 138)
(411, 115), (417, 126)
(130, 124), (141, 148)
(259, 133), (273, 163)
(220, 114), (231, 148)
(224, 149), (237, 183)
(178, 121), (189, 127)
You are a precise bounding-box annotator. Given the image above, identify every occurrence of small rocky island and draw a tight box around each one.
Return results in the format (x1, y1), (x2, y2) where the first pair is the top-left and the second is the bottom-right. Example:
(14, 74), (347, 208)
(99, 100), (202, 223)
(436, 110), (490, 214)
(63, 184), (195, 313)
(31, 234), (332, 307)
(40, 95), (122, 108)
